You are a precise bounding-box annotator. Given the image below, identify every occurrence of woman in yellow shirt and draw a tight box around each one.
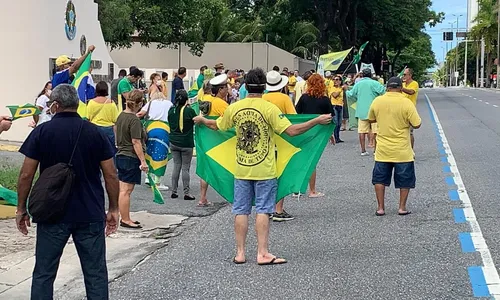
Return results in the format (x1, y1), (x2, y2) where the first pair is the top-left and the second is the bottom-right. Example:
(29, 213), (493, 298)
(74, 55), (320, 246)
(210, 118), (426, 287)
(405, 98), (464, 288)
(87, 81), (119, 149)
(329, 76), (344, 143)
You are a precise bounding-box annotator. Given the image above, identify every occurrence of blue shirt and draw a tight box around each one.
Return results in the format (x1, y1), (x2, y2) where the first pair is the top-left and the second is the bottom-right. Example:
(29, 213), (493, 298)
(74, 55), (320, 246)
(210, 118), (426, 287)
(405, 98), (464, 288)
(171, 77), (185, 104)
(346, 78), (386, 120)
(19, 112), (115, 223)
(52, 69), (72, 89)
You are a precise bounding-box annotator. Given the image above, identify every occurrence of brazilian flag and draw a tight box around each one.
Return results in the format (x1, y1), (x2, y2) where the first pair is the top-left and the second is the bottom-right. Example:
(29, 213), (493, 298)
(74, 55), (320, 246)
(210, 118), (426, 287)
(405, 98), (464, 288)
(195, 115), (334, 203)
(144, 120), (171, 177)
(7, 104), (40, 120)
(73, 54), (93, 118)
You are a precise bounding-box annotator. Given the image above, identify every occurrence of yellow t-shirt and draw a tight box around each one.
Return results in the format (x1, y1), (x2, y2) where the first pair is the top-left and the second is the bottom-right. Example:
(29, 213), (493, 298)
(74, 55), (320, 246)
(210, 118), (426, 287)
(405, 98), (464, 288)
(368, 92), (422, 163)
(216, 98), (292, 180)
(295, 81), (308, 102)
(197, 88), (204, 100)
(403, 80), (419, 106)
(87, 99), (119, 127)
(288, 76), (297, 92)
(204, 95), (229, 117)
(328, 86), (344, 106)
(262, 92), (297, 114)
(324, 78), (333, 89)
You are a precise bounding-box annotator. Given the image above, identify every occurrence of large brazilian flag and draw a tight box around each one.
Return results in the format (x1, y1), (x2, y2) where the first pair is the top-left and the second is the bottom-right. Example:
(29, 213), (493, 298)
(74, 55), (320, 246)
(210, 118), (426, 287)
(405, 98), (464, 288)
(195, 115), (334, 203)
(73, 54), (93, 118)
(144, 120), (171, 177)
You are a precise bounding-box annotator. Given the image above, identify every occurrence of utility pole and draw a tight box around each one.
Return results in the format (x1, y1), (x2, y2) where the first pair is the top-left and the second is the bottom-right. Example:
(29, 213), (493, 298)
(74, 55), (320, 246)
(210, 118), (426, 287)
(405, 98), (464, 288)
(480, 36), (485, 88)
(497, 0), (500, 88)
(465, 40), (468, 86)
(453, 14), (463, 86)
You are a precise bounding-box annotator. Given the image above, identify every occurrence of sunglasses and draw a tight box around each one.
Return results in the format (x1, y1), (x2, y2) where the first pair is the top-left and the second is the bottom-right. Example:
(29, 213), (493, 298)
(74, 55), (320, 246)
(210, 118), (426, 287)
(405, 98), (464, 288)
(334, 78), (341, 81)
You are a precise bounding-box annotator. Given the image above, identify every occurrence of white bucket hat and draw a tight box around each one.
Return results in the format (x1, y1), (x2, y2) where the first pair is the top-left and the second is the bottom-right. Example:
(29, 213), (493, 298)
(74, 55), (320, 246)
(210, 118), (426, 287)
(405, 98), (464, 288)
(266, 71), (289, 92)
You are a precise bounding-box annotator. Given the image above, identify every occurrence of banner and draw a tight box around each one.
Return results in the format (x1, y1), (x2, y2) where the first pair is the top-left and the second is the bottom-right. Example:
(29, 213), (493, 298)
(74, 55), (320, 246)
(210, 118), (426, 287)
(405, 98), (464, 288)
(360, 63), (375, 75)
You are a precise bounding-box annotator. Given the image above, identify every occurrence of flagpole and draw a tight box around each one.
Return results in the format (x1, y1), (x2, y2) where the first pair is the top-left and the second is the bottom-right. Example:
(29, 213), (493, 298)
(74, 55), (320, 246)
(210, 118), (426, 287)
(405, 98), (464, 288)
(341, 60), (355, 77)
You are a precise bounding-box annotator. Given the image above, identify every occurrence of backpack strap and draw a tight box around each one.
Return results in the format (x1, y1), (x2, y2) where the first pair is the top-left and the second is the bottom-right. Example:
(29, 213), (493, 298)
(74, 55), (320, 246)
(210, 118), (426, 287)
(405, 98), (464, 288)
(68, 121), (84, 167)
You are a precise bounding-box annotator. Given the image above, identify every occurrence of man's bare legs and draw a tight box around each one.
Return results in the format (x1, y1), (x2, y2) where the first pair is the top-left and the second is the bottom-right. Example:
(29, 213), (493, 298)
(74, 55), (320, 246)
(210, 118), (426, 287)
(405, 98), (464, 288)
(374, 184), (386, 215)
(255, 214), (286, 264)
(399, 188), (410, 214)
(275, 199), (285, 214)
(308, 170), (323, 197)
(368, 132), (375, 148)
(359, 133), (368, 153)
(234, 215), (248, 263)
(199, 179), (211, 206)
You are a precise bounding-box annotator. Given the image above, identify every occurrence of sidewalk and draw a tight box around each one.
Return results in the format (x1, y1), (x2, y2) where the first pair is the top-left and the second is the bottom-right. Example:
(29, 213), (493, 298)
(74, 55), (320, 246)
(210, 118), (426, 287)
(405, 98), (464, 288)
(0, 212), (188, 300)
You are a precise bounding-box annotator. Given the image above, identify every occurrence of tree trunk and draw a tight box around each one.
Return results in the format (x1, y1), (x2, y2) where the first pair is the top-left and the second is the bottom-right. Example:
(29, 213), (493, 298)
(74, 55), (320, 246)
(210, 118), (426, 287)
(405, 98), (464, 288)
(391, 49), (402, 76)
(486, 52), (492, 87)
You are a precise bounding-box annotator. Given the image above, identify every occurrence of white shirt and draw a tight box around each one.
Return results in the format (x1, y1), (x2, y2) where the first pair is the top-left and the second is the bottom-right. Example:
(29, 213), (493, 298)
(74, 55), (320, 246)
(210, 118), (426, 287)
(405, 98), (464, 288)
(35, 95), (52, 125)
(141, 100), (173, 122)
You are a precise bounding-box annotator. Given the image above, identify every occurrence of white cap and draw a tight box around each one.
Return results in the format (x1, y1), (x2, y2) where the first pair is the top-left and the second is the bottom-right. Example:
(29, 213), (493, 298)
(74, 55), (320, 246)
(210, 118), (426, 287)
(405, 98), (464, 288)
(209, 74), (228, 86)
(325, 71), (332, 77)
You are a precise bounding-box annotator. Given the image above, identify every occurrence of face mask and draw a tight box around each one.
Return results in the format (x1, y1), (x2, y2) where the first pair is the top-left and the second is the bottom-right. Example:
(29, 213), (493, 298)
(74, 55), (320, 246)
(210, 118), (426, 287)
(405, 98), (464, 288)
(156, 80), (162, 86)
(48, 102), (57, 116)
(46, 90), (52, 97)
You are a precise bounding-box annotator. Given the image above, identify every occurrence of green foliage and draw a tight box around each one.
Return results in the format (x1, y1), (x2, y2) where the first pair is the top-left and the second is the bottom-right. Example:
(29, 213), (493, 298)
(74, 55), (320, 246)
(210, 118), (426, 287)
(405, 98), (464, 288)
(0, 165), (19, 191)
(390, 32), (436, 82)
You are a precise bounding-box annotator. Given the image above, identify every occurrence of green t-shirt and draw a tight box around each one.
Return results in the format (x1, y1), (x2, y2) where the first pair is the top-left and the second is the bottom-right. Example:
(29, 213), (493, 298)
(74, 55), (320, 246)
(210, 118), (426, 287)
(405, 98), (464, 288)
(168, 105), (198, 148)
(116, 112), (146, 158)
(117, 77), (134, 96)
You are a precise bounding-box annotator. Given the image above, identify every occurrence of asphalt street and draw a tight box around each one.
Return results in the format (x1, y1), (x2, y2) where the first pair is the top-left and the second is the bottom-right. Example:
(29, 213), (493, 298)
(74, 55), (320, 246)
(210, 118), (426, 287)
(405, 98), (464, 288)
(107, 88), (499, 300)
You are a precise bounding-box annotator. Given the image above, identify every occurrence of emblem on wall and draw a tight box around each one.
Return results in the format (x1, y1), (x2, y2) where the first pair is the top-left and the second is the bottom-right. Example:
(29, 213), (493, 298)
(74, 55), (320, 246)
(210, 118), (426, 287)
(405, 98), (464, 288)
(65, 0), (77, 40)
(80, 35), (87, 56)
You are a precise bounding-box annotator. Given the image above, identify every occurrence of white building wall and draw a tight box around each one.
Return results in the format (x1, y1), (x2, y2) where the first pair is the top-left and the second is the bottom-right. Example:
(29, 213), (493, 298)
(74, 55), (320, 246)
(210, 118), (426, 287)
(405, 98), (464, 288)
(467, 0), (479, 30)
(0, 0), (117, 142)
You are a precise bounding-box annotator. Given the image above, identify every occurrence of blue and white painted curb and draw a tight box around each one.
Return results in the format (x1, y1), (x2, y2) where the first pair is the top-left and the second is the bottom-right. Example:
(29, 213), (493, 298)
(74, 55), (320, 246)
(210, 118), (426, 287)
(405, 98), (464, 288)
(426, 94), (500, 298)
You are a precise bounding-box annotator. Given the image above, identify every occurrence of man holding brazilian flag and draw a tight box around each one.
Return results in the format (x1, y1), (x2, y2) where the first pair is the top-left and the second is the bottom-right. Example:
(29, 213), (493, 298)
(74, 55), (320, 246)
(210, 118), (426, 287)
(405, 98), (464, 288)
(193, 68), (333, 265)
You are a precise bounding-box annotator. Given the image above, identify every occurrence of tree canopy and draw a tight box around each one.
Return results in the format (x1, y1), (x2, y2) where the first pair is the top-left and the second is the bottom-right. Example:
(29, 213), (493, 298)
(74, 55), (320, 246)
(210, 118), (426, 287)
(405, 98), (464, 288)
(98, 0), (441, 77)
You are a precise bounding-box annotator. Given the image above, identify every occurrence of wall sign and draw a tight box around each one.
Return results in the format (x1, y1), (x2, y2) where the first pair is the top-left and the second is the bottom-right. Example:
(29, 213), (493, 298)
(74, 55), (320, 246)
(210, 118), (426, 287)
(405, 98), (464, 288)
(80, 35), (87, 56)
(65, 1), (77, 40)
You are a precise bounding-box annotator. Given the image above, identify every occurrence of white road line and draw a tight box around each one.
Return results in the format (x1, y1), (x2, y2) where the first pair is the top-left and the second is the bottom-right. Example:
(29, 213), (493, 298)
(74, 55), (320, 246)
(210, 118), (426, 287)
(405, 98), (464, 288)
(494, 105), (499, 108)
(426, 94), (500, 298)
(486, 102), (490, 105)
(474, 97), (477, 100)
(479, 100), (483, 102)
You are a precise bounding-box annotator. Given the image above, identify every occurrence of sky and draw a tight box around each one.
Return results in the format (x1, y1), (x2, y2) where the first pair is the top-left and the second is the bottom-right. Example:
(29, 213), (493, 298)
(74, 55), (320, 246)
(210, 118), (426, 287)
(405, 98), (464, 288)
(424, 0), (468, 65)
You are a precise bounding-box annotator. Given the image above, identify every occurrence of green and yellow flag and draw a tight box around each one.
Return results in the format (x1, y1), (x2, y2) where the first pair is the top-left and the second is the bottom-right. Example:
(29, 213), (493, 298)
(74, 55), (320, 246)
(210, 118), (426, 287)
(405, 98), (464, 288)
(146, 173), (165, 204)
(317, 48), (353, 74)
(195, 115), (334, 203)
(7, 104), (40, 120)
(352, 41), (369, 65)
(398, 66), (408, 78)
(72, 54), (93, 118)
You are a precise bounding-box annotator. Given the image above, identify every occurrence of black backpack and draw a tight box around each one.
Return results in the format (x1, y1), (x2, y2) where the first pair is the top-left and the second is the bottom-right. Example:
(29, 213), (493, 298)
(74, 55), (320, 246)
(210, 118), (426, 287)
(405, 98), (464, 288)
(28, 122), (84, 223)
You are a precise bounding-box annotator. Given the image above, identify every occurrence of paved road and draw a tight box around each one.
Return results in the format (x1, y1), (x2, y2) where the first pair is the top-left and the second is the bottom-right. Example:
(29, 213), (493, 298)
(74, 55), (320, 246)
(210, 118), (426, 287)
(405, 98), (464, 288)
(105, 88), (499, 299)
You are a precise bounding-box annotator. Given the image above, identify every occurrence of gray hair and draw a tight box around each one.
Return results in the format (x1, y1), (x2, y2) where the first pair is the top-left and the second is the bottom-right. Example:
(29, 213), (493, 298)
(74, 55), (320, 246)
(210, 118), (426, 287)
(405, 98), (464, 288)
(50, 84), (79, 109)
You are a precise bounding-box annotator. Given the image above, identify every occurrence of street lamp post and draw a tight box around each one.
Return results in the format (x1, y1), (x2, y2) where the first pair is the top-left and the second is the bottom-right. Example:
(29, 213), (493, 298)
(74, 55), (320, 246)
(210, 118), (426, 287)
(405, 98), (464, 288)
(448, 21), (457, 86)
(452, 14), (463, 86)
(497, 0), (500, 88)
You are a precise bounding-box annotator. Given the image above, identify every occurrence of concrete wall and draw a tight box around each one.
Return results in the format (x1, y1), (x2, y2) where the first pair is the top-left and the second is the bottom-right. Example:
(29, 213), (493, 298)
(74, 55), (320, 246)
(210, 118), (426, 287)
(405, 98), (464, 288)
(1, 0), (117, 142)
(110, 42), (313, 74)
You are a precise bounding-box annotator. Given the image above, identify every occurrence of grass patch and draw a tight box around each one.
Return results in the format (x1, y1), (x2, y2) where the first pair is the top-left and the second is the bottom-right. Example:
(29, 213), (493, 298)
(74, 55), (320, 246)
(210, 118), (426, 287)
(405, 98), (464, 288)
(0, 165), (20, 191)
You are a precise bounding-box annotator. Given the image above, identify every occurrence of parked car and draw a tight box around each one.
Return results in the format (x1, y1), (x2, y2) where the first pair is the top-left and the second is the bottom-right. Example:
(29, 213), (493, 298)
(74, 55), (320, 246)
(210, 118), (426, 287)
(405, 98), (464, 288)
(424, 80), (434, 88)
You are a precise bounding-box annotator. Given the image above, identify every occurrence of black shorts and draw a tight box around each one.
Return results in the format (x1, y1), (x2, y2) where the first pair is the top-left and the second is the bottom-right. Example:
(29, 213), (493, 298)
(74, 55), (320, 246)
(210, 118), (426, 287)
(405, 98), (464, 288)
(116, 155), (141, 185)
(372, 162), (416, 189)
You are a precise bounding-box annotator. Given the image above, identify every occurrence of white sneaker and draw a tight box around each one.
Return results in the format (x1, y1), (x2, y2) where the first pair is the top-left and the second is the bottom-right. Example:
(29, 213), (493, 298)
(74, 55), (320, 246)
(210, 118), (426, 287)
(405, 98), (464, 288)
(361, 152), (370, 156)
(145, 178), (150, 185)
(157, 184), (169, 191)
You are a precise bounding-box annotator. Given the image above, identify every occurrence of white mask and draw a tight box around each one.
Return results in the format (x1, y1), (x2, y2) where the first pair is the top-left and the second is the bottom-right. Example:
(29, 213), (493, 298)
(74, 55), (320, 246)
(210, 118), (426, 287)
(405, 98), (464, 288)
(47, 102), (56, 116)
(46, 90), (52, 97)
(156, 80), (162, 86)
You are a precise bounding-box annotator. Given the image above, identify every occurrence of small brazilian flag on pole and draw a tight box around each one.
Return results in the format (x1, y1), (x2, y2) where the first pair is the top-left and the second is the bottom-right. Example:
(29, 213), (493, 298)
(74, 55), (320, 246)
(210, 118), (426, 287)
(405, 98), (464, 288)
(7, 104), (41, 120)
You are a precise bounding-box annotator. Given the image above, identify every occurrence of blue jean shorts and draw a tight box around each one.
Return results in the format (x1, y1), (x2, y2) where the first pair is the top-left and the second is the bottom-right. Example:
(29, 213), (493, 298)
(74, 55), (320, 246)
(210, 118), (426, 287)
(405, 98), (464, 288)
(372, 162), (416, 189)
(116, 155), (141, 185)
(232, 179), (277, 215)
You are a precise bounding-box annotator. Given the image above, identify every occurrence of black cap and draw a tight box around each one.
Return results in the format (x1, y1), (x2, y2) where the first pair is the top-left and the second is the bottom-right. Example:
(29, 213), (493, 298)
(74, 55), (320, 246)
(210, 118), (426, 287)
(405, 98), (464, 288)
(387, 77), (402, 88)
(362, 68), (372, 77)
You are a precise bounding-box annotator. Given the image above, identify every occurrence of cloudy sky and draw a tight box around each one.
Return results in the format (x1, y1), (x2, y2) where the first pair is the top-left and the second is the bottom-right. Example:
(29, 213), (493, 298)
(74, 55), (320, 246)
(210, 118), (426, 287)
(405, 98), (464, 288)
(424, 0), (468, 65)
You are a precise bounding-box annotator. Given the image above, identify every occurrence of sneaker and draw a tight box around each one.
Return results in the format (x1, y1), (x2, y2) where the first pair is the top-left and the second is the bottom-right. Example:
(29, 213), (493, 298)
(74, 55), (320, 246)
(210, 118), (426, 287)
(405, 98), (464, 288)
(145, 178), (150, 186)
(361, 152), (370, 156)
(292, 193), (300, 197)
(273, 211), (295, 222)
(157, 184), (169, 191)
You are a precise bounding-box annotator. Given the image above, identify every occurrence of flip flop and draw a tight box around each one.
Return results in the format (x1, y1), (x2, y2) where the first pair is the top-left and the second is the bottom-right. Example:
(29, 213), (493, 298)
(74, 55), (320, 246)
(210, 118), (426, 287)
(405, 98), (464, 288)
(233, 257), (246, 265)
(120, 221), (142, 229)
(133, 221), (141, 225)
(398, 211), (412, 216)
(197, 202), (214, 207)
(375, 211), (386, 216)
(258, 257), (287, 266)
(308, 192), (325, 198)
